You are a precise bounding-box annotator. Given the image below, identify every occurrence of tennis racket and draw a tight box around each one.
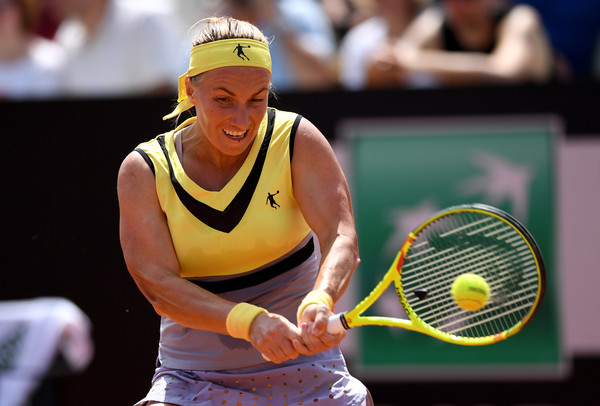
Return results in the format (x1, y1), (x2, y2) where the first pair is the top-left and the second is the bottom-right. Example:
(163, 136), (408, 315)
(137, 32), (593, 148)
(327, 203), (546, 345)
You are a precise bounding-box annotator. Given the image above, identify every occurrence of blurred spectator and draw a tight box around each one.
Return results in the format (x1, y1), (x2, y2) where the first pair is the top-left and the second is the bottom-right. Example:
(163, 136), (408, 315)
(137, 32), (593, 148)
(0, 0), (65, 99)
(173, 0), (211, 30)
(31, 0), (62, 39)
(338, 0), (425, 90)
(392, 0), (558, 87)
(197, 0), (337, 92)
(515, 0), (600, 80)
(0, 297), (93, 406)
(321, 0), (374, 42)
(53, 0), (181, 97)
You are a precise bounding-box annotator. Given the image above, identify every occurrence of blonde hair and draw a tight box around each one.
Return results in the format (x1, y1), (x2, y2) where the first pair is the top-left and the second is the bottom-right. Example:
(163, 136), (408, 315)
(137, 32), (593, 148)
(167, 16), (274, 121)
(191, 16), (269, 48)
(187, 16), (272, 92)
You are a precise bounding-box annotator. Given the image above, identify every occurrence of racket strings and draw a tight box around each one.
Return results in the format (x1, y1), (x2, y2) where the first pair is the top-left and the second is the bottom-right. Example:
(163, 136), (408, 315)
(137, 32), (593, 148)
(400, 211), (540, 339)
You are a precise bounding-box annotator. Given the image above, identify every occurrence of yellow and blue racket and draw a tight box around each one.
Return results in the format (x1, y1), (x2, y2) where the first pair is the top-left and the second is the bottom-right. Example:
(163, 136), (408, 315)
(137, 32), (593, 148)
(327, 204), (546, 345)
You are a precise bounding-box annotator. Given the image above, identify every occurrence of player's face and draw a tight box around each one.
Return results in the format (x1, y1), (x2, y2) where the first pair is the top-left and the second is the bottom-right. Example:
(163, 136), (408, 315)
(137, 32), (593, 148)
(187, 66), (270, 157)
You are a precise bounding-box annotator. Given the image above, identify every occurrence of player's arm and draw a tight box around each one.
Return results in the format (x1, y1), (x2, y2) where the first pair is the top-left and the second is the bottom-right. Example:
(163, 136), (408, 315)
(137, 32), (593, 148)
(118, 151), (233, 331)
(291, 118), (359, 351)
(117, 151), (307, 363)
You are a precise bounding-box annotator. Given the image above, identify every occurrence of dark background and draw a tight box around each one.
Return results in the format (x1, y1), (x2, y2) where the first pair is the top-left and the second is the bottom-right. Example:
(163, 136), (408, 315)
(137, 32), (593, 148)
(3, 81), (599, 405)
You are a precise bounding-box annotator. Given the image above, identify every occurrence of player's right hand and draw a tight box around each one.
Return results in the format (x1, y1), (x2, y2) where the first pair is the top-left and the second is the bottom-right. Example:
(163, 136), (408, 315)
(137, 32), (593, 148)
(249, 312), (310, 364)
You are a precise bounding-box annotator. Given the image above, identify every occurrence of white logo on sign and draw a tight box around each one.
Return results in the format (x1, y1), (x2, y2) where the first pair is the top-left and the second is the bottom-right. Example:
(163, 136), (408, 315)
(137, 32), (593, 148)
(458, 150), (534, 222)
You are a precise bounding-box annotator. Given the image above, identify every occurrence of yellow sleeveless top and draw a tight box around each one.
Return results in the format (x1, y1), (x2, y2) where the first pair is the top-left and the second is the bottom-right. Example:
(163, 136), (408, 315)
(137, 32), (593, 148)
(135, 108), (311, 278)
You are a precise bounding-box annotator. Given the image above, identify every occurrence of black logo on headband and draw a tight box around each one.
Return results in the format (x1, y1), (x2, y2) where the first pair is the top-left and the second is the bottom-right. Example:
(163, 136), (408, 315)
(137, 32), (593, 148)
(233, 44), (251, 61)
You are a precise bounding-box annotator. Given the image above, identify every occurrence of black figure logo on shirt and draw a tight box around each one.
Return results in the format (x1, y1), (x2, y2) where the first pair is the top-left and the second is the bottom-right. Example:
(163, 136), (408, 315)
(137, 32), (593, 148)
(233, 44), (251, 61)
(266, 191), (280, 209)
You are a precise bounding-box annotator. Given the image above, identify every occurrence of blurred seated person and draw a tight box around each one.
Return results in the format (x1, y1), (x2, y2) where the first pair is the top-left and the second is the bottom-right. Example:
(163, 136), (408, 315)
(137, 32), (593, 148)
(399, 0), (557, 86)
(320, 0), (375, 42)
(516, 0), (598, 80)
(389, 0), (555, 87)
(0, 0), (65, 99)
(338, 0), (425, 90)
(53, 0), (181, 97)
(31, 0), (62, 39)
(200, 0), (337, 92)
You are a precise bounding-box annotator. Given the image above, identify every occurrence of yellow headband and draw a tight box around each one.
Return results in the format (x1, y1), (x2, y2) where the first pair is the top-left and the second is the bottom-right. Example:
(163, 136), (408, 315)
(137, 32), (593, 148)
(163, 38), (272, 120)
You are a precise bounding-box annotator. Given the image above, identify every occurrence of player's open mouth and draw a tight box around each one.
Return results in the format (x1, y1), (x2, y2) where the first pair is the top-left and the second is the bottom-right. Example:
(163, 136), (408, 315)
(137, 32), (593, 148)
(223, 129), (247, 140)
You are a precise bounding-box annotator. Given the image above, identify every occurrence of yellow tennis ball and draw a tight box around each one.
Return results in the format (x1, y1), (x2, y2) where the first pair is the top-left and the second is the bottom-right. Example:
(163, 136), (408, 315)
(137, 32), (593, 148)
(451, 273), (490, 311)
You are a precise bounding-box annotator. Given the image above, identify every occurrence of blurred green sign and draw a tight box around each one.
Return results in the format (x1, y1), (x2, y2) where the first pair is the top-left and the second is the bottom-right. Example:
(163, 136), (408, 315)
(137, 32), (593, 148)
(342, 116), (563, 379)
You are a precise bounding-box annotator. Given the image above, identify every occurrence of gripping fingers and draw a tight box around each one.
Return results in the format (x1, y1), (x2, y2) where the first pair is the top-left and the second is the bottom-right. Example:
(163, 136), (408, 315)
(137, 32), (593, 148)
(264, 334), (301, 364)
(311, 307), (331, 335)
(250, 312), (302, 363)
(261, 342), (299, 364)
(297, 321), (346, 355)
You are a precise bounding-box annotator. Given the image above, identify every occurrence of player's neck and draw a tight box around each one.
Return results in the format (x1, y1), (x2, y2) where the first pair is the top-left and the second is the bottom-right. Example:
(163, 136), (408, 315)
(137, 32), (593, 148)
(181, 129), (253, 192)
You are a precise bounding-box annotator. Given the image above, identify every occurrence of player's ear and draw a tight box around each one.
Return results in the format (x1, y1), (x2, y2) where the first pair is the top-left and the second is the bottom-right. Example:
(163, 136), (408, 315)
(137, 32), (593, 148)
(185, 76), (196, 100)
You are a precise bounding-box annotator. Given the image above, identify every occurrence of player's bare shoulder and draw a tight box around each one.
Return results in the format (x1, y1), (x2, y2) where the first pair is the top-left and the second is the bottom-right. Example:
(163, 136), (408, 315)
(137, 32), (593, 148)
(117, 151), (156, 198)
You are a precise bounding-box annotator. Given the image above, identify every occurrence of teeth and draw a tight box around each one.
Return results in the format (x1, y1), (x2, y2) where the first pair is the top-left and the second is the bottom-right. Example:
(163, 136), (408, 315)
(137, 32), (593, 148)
(224, 129), (246, 139)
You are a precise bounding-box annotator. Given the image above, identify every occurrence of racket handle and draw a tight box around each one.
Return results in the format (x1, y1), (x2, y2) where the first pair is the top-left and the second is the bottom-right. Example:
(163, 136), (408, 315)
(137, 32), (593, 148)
(327, 314), (348, 334)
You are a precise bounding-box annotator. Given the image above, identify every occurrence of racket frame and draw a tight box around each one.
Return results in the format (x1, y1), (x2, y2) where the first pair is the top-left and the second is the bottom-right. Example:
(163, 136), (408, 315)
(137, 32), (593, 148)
(329, 204), (546, 345)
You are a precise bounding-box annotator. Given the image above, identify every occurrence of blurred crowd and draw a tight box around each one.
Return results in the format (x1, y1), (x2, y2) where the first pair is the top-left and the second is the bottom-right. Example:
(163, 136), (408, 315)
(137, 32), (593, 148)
(1, 0), (598, 100)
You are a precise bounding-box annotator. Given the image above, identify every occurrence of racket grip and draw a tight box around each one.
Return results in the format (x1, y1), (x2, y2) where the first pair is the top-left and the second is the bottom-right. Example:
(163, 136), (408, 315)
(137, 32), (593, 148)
(327, 314), (347, 334)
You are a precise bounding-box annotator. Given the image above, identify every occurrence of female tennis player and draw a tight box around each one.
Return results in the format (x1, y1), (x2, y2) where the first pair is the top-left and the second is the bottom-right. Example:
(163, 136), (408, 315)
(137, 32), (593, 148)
(117, 16), (372, 406)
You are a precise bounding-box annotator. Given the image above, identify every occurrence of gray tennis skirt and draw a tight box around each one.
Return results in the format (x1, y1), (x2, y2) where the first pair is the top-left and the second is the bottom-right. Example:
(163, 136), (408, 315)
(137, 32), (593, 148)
(135, 234), (367, 405)
(135, 356), (367, 406)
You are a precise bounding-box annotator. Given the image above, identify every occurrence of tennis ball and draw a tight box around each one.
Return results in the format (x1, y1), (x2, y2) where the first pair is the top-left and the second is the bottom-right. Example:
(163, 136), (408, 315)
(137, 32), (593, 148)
(451, 273), (490, 311)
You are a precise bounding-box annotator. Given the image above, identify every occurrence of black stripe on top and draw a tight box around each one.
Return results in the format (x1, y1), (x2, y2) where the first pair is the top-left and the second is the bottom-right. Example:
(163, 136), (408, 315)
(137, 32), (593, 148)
(187, 237), (314, 293)
(134, 148), (155, 175)
(157, 108), (276, 233)
(289, 114), (303, 162)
